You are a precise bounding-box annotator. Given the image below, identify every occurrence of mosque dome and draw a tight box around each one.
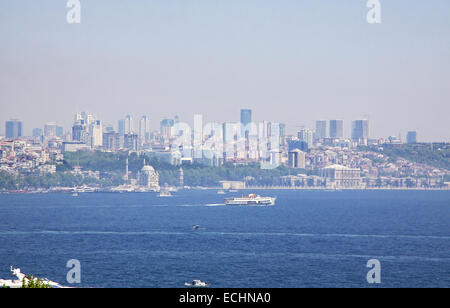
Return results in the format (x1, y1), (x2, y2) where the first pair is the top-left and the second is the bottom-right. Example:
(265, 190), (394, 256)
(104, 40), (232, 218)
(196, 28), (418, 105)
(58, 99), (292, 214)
(142, 165), (155, 172)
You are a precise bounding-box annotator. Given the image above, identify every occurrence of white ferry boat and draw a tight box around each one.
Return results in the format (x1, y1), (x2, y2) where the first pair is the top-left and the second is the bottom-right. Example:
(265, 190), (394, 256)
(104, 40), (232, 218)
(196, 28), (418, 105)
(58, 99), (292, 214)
(224, 194), (276, 206)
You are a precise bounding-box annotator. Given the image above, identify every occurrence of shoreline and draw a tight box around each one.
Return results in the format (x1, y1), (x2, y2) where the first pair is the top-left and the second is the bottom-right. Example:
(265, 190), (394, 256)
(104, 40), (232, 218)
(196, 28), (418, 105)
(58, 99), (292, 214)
(1, 187), (449, 195)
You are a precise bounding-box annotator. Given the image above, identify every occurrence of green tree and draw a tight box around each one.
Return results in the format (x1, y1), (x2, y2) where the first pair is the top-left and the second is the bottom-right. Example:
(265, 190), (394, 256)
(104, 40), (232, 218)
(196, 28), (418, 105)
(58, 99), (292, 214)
(22, 276), (52, 288)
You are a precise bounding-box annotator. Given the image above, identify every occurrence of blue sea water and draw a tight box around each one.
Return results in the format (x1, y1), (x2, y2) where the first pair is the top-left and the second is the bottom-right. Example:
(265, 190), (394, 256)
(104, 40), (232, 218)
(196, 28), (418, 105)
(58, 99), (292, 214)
(0, 190), (449, 288)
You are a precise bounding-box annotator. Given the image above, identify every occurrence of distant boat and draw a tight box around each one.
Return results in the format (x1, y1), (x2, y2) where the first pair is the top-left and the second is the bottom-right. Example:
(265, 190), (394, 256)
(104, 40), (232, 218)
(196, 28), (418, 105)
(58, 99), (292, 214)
(72, 192), (78, 197)
(217, 190), (225, 194)
(224, 194), (276, 206)
(184, 280), (210, 288)
(159, 190), (172, 197)
(192, 225), (200, 230)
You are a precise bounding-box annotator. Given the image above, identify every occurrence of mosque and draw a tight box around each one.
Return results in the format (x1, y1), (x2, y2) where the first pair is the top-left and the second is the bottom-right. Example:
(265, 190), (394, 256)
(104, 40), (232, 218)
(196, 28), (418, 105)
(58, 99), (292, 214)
(138, 161), (160, 192)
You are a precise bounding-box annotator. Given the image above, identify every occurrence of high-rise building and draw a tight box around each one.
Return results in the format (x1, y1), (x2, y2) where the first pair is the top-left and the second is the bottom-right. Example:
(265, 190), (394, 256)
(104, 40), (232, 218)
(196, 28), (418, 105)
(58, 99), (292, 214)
(160, 118), (174, 143)
(32, 128), (43, 138)
(240, 109), (252, 126)
(124, 133), (139, 150)
(407, 131), (417, 144)
(139, 116), (151, 145)
(329, 120), (344, 139)
(288, 149), (306, 169)
(315, 120), (327, 140)
(44, 122), (57, 138)
(104, 124), (114, 133)
(298, 128), (314, 149)
(288, 140), (309, 152)
(118, 119), (125, 136)
(72, 112), (98, 145)
(89, 120), (103, 147)
(279, 123), (287, 145)
(56, 126), (64, 137)
(103, 131), (121, 151)
(5, 119), (23, 139)
(351, 119), (369, 141)
(75, 112), (95, 126)
(125, 115), (134, 134)
(72, 120), (87, 143)
(223, 122), (241, 161)
(240, 109), (252, 138)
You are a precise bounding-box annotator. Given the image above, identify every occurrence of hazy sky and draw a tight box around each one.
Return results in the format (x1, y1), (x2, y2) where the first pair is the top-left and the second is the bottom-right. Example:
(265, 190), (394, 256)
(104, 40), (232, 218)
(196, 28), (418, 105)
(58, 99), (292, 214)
(1, 0), (449, 141)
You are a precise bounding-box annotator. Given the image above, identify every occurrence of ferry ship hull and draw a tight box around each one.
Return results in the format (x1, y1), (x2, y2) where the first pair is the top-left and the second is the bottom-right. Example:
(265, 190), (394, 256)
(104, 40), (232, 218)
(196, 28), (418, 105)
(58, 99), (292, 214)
(224, 195), (276, 206)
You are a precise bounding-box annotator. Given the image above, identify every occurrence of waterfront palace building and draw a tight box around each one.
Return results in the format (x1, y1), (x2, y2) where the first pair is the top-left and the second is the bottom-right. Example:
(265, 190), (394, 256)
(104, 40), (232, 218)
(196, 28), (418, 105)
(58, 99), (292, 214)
(320, 164), (362, 189)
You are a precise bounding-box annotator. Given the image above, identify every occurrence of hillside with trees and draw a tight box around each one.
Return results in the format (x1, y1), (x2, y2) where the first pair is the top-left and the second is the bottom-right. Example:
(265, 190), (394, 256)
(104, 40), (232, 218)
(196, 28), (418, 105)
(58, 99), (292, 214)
(359, 143), (450, 170)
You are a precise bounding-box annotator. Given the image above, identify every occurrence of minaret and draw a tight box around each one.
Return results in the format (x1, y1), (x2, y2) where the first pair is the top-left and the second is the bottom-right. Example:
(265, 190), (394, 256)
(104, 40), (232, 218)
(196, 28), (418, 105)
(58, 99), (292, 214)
(124, 158), (129, 181)
(179, 167), (184, 189)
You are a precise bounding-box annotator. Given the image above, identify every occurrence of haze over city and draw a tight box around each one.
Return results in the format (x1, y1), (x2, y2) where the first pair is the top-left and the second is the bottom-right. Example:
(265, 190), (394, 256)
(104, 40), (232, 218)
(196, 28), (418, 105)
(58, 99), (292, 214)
(1, 0), (449, 141)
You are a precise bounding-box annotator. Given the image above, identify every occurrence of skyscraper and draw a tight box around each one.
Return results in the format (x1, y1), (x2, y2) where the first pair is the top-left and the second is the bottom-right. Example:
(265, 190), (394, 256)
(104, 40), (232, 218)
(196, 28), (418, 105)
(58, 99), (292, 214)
(279, 123), (286, 145)
(240, 109), (252, 127)
(44, 122), (57, 138)
(118, 119), (125, 136)
(288, 149), (306, 169)
(240, 109), (252, 138)
(104, 124), (114, 133)
(139, 116), (151, 145)
(89, 120), (103, 147)
(103, 131), (121, 151)
(5, 119), (23, 139)
(56, 126), (64, 137)
(72, 120), (87, 143)
(407, 131), (417, 144)
(315, 120), (327, 140)
(329, 120), (344, 139)
(351, 119), (369, 141)
(160, 118), (174, 143)
(72, 112), (96, 144)
(124, 133), (139, 150)
(32, 128), (43, 138)
(125, 115), (134, 134)
(298, 128), (314, 149)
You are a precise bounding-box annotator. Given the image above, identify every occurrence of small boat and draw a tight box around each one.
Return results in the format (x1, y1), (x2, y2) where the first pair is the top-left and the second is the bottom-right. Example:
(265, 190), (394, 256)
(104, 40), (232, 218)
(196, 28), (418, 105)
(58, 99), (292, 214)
(72, 192), (78, 197)
(224, 194), (276, 206)
(192, 225), (200, 230)
(217, 190), (225, 194)
(159, 190), (172, 197)
(184, 280), (210, 288)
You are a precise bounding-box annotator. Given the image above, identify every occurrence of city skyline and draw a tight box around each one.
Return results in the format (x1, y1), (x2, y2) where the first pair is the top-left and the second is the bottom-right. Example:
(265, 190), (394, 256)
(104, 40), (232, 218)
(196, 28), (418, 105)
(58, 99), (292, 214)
(1, 1), (450, 141)
(1, 111), (415, 143)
